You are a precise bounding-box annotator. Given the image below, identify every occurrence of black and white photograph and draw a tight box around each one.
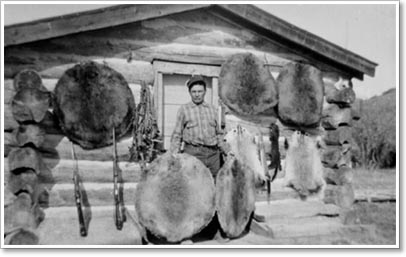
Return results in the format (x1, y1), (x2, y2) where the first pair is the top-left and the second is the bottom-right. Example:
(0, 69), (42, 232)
(1, 1), (399, 248)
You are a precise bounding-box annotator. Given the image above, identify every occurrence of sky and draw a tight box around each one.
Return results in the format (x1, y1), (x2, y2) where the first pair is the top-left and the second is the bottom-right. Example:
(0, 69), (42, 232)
(2, 2), (398, 99)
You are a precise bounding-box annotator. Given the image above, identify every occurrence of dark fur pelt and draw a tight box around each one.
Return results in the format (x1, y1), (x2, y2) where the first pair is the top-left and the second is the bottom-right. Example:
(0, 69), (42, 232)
(268, 123), (281, 181)
(277, 62), (324, 127)
(53, 61), (136, 149)
(219, 53), (278, 117)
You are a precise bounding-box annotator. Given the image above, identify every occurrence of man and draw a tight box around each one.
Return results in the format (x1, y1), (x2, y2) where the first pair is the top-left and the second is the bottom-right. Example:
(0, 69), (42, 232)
(170, 75), (224, 178)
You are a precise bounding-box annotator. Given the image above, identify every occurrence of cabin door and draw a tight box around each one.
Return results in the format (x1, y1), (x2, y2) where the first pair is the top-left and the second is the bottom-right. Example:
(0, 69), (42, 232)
(153, 60), (221, 150)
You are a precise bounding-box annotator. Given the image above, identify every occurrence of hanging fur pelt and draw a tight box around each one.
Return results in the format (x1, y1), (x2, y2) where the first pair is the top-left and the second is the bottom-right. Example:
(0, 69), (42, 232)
(283, 131), (326, 200)
(219, 53), (278, 120)
(276, 62), (324, 128)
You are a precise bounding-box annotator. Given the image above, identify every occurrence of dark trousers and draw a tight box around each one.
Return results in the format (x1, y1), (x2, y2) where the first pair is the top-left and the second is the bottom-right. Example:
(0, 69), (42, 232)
(183, 143), (221, 179)
(183, 143), (222, 241)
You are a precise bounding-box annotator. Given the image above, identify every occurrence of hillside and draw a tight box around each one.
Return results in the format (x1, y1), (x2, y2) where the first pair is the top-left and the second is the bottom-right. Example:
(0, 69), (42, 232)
(352, 88), (396, 168)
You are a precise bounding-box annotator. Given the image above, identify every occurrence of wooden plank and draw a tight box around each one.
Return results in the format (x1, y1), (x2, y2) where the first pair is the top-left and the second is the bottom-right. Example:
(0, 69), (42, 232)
(4, 158), (142, 184)
(5, 4), (211, 46)
(212, 77), (219, 107)
(153, 60), (221, 77)
(215, 4), (377, 78)
(163, 104), (181, 137)
(143, 44), (289, 69)
(354, 188), (396, 202)
(156, 72), (164, 136)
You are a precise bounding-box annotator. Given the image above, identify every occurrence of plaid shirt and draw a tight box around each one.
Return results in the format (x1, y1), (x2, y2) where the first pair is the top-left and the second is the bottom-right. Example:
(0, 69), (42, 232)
(170, 101), (222, 152)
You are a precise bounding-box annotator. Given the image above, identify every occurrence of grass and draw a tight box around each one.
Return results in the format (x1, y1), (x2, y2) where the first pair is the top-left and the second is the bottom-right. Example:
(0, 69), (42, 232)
(352, 201), (397, 245)
(349, 168), (397, 245)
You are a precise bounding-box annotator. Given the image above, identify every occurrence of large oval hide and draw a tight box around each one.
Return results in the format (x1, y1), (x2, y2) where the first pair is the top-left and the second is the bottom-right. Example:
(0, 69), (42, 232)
(277, 62), (324, 127)
(135, 153), (216, 242)
(219, 53), (278, 118)
(215, 155), (256, 238)
(53, 61), (136, 149)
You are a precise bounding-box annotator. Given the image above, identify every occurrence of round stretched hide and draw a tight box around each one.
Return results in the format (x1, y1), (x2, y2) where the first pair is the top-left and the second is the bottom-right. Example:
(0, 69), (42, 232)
(135, 153), (216, 242)
(53, 61), (136, 149)
(13, 69), (44, 91)
(11, 88), (51, 123)
(215, 156), (256, 238)
(219, 53), (278, 118)
(277, 62), (324, 127)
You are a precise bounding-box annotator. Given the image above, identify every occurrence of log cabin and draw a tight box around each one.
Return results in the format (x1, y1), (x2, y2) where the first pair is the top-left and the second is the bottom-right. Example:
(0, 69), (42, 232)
(3, 4), (379, 245)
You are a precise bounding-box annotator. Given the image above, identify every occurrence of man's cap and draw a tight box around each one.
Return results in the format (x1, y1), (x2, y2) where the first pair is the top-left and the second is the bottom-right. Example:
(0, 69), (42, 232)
(186, 75), (206, 89)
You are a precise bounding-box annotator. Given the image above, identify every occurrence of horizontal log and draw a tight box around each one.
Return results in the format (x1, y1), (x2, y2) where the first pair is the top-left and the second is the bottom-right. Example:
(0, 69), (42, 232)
(40, 58), (154, 85)
(36, 181), (302, 208)
(324, 79), (356, 105)
(323, 166), (353, 186)
(134, 43), (289, 71)
(5, 158), (142, 184)
(37, 206), (143, 245)
(5, 132), (134, 162)
(321, 144), (352, 168)
(323, 126), (353, 146)
(321, 103), (352, 130)
(266, 216), (344, 239)
(14, 124), (45, 148)
(255, 199), (340, 221)
(40, 182), (139, 207)
(351, 98), (362, 120)
(354, 188), (396, 203)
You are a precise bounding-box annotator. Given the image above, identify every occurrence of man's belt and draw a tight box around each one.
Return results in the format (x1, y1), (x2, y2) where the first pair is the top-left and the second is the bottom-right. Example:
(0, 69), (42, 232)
(184, 142), (218, 150)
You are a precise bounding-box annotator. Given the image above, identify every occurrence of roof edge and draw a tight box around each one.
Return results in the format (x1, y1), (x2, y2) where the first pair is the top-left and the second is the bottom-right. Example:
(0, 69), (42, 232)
(4, 4), (212, 47)
(215, 4), (377, 78)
